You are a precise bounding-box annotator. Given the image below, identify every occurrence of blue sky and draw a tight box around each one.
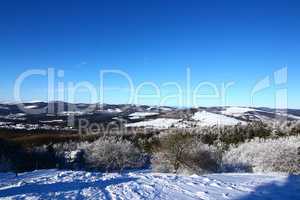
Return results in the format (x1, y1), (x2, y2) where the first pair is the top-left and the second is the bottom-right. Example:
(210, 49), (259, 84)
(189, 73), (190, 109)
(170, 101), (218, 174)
(0, 0), (299, 108)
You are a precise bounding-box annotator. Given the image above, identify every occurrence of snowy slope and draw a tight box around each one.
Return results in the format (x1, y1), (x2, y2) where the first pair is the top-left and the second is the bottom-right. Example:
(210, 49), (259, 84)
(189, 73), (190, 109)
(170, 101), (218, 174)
(0, 170), (299, 200)
(221, 107), (256, 117)
(125, 111), (246, 129)
(192, 111), (245, 126)
(125, 118), (180, 129)
(24, 105), (39, 109)
(128, 112), (159, 119)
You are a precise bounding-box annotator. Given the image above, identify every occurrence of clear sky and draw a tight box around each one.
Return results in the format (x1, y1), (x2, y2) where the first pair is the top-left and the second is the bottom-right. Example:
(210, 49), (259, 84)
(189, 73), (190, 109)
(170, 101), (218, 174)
(0, 0), (299, 108)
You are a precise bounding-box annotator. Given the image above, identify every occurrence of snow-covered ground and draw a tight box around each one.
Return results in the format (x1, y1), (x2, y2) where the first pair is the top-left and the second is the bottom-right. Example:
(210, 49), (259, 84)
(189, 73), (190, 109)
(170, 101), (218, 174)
(0, 105), (9, 110)
(0, 170), (299, 200)
(125, 111), (247, 129)
(192, 111), (245, 126)
(59, 111), (85, 116)
(221, 107), (255, 117)
(128, 112), (159, 119)
(125, 118), (180, 129)
(24, 105), (39, 109)
(106, 108), (122, 113)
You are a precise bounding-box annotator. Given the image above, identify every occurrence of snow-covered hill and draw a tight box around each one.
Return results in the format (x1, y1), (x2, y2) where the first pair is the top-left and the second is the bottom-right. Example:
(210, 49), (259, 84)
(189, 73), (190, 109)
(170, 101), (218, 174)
(221, 107), (256, 117)
(1, 102), (300, 131)
(125, 118), (181, 129)
(192, 111), (245, 126)
(0, 170), (299, 200)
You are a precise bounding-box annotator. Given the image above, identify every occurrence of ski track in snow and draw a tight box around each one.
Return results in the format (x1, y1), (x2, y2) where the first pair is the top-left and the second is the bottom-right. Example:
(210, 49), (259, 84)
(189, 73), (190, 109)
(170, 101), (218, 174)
(0, 170), (299, 200)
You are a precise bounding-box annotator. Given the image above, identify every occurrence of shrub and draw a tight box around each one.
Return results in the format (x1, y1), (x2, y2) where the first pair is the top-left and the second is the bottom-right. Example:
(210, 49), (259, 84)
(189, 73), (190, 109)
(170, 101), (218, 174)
(52, 141), (88, 169)
(222, 136), (300, 174)
(83, 137), (145, 172)
(151, 133), (220, 174)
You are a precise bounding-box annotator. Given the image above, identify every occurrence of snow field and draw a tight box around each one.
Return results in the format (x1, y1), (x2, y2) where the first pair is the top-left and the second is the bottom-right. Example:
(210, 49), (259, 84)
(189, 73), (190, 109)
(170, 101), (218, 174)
(0, 170), (299, 200)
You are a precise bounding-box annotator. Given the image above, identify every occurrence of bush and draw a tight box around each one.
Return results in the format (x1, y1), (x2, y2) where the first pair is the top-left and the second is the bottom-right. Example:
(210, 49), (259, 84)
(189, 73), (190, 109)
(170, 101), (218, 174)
(83, 137), (145, 172)
(151, 133), (220, 174)
(52, 141), (88, 169)
(222, 136), (300, 174)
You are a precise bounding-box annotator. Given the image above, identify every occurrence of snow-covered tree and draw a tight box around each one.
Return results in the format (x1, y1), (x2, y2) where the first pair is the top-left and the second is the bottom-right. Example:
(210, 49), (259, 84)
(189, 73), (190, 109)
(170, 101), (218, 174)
(84, 137), (144, 172)
(223, 136), (300, 174)
(152, 133), (220, 174)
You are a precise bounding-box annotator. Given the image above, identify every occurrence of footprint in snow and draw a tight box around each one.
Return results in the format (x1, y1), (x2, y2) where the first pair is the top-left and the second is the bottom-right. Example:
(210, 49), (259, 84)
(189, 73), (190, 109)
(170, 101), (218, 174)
(186, 182), (196, 186)
(202, 178), (211, 182)
(209, 182), (221, 188)
(196, 191), (210, 200)
(222, 193), (230, 199)
(226, 186), (234, 190)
